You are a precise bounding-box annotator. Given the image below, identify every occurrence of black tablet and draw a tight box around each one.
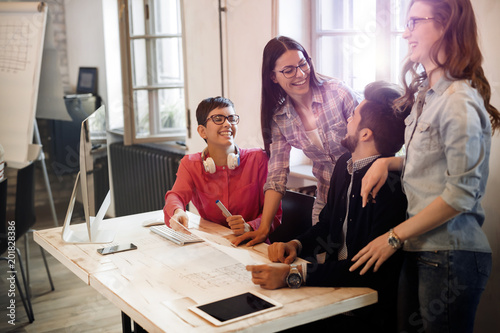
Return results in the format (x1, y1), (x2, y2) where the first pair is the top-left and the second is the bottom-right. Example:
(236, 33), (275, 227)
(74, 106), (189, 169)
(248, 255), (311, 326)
(189, 291), (282, 326)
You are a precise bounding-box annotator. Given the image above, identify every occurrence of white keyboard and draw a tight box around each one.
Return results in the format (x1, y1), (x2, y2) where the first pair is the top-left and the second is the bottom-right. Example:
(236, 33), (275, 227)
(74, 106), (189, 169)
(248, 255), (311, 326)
(150, 225), (204, 246)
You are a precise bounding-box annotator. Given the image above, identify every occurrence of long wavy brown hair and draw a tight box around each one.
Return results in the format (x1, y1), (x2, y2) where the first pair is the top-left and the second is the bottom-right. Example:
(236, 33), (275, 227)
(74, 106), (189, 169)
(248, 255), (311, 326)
(396, 0), (500, 132)
(260, 36), (327, 156)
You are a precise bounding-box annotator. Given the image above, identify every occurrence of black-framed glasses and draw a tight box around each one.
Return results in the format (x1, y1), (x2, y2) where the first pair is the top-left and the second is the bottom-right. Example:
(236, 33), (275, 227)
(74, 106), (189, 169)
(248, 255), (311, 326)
(406, 17), (435, 31)
(275, 59), (311, 79)
(205, 114), (240, 125)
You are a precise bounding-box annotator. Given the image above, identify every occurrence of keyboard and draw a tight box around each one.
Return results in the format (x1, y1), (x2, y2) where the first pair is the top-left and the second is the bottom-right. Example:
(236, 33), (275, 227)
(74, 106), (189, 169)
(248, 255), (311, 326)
(150, 225), (204, 246)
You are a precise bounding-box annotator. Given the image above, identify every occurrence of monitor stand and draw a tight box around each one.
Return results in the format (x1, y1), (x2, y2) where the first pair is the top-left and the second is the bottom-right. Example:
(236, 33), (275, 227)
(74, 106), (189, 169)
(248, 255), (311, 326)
(62, 172), (115, 243)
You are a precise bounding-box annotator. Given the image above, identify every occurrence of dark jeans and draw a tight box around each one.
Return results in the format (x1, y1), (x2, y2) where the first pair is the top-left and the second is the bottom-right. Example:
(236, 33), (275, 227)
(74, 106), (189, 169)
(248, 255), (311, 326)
(398, 250), (492, 333)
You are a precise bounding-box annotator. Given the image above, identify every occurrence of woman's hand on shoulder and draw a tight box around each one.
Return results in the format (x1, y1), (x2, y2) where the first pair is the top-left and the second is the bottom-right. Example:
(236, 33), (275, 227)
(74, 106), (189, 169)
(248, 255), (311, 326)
(361, 158), (392, 207)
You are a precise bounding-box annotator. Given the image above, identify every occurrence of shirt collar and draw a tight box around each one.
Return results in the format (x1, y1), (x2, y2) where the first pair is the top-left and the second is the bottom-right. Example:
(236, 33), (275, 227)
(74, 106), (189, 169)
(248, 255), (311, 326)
(346, 155), (381, 175)
(418, 75), (454, 97)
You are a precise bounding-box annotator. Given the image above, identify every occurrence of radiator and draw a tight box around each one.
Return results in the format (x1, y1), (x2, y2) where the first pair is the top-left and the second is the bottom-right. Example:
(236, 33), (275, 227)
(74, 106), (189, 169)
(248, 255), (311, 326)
(109, 142), (184, 217)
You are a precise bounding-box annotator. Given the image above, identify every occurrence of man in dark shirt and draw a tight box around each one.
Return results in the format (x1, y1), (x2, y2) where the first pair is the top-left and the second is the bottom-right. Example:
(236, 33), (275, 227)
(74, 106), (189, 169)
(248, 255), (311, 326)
(247, 81), (409, 332)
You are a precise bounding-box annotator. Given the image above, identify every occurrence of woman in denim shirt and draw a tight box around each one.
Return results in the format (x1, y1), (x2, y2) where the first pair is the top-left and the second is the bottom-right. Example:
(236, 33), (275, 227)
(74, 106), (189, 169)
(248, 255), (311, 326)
(233, 36), (360, 247)
(350, 0), (500, 332)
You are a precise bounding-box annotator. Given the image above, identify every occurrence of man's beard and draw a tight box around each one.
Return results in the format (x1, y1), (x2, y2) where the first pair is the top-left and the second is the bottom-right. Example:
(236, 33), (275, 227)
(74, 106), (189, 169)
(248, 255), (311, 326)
(341, 134), (358, 153)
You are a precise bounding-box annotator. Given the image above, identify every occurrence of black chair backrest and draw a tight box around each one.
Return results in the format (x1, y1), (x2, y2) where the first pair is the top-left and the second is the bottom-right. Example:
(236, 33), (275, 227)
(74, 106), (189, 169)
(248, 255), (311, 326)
(269, 190), (315, 243)
(0, 178), (7, 254)
(1, 163), (36, 254)
(14, 163), (37, 240)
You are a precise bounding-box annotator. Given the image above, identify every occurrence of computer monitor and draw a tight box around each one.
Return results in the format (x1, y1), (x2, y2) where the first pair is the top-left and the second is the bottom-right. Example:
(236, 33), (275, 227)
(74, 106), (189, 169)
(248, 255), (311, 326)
(62, 105), (115, 243)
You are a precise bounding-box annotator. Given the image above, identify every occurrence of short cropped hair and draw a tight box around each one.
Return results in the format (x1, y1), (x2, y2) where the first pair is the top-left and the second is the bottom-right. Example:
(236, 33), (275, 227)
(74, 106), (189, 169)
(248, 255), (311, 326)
(358, 81), (408, 156)
(196, 96), (235, 126)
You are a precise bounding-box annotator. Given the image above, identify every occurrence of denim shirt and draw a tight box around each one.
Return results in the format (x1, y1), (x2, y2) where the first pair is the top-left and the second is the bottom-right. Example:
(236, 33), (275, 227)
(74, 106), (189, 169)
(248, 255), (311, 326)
(402, 76), (491, 253)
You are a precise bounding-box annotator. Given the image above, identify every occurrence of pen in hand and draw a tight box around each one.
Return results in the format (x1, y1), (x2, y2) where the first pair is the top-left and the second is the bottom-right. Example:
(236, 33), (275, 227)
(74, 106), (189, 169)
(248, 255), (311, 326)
(169, 217), (190, 234)
(216, 200), (232, 217)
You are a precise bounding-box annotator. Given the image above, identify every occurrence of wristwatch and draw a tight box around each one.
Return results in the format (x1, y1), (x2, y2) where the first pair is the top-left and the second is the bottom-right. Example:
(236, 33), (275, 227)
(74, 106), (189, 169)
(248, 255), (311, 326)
(286, 264), (303, 289)
(388, 228), (402, 249)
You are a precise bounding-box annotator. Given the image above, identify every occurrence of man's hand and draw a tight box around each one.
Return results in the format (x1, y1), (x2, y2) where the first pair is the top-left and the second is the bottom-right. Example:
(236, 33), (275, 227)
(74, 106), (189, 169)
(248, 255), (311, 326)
(227, 215), (251, 235)
(169, 209), (189, 232)
(246, 263), (289, 289)
(268, 241), (298, 264)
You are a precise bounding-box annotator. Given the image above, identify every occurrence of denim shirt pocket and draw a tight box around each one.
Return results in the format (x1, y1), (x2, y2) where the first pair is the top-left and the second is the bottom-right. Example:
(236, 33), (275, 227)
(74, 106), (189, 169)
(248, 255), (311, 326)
(410, 121), (440, 152)
(404, 114), (415, 144)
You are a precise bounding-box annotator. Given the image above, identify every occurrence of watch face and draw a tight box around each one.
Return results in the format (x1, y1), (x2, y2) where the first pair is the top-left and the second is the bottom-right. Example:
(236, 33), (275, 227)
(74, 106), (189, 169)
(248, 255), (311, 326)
(287, 273), (302, 288)
(388, 236), (400, 248)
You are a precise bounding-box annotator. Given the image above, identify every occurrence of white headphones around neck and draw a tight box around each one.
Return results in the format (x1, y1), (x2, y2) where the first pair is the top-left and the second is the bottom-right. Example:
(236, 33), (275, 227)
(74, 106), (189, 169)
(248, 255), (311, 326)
(201, 145), (240, 174)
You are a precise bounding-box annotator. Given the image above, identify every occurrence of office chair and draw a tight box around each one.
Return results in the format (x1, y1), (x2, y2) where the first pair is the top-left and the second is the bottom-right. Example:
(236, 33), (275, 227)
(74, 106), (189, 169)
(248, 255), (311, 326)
(269, 190), (315, 243)
(0, 173), (34, 322)
(17, 163), (55, 297)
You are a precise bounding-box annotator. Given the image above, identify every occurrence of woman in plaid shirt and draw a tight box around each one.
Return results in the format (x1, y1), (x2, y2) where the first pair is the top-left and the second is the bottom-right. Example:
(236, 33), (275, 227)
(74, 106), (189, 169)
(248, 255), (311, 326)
(234, 36), (360, 247)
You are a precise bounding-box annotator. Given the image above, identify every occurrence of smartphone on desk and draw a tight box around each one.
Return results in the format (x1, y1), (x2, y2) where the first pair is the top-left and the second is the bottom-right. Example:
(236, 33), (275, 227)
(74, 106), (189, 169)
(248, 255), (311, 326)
(97, 243), (137, 255)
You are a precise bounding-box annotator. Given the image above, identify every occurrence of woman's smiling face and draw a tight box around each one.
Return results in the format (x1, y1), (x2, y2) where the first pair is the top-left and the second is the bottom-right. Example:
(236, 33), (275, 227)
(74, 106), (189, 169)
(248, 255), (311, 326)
(202, 106), (238, 147)
(403, 1), (445, 72)
(272, 50), (311, 99)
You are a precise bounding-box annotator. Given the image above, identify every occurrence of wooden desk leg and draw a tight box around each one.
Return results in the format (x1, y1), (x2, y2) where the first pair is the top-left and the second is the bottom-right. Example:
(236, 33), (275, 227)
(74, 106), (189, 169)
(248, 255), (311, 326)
(121, 312), (147, 333)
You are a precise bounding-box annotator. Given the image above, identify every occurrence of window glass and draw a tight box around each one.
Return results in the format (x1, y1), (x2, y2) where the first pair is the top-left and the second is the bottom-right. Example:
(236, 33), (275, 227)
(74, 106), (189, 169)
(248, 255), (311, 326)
(158, 88), (185, 131)
(129, 0), (146, 36)
(123, 0), (186, 142)
(318, 35), (376, 92)
(155, 38), (183, 84)
(314, 0), (411, 91)
(153, 0), (181, 35)
(131, 39), (148, 87)
(393, 0), (412, 31)
(319, 0), (376, 30)
(134, 90), (150, 135)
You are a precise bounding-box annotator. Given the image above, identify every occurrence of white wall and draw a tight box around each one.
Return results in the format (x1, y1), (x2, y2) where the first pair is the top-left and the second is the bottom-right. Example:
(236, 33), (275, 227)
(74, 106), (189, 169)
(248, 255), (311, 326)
(472, 1), (500, 332)
(64, 0), (107, 104)
(182, 0), (275, 155)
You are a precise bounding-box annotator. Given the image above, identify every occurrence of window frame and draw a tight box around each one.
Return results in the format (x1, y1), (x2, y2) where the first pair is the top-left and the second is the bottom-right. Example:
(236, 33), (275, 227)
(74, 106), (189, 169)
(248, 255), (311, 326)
(118, 0), (188, 145)
(311, 0), (409, 92)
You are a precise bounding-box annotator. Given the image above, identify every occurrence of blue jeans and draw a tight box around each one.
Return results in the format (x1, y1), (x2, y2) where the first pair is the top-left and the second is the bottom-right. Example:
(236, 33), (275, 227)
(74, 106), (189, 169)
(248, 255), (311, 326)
(398, 250), (491, 333)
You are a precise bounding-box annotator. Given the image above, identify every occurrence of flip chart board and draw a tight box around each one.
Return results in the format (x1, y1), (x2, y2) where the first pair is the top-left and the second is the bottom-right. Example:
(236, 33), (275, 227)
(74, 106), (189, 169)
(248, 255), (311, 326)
(0, 2), (47, 168)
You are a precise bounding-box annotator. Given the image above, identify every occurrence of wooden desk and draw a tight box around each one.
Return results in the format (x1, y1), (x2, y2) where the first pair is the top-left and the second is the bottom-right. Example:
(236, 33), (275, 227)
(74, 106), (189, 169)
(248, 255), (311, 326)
(34, 210), (377, 332)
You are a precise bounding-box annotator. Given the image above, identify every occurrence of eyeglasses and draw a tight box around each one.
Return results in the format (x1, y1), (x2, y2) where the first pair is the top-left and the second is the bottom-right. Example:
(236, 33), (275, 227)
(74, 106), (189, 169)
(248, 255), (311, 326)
(406, 17), (435, 31)
(205, 114), (240, 125)
(275, 59), (311, 79)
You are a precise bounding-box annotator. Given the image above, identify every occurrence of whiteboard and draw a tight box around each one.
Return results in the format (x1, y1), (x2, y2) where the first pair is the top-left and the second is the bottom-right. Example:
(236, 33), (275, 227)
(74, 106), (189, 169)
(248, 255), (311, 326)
(0, 2), (47, 168)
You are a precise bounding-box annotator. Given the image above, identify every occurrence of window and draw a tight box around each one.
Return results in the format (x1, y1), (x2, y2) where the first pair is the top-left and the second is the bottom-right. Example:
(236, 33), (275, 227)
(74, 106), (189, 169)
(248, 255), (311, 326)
(312, 0), (411, 92)
(120, 0), (186, 144)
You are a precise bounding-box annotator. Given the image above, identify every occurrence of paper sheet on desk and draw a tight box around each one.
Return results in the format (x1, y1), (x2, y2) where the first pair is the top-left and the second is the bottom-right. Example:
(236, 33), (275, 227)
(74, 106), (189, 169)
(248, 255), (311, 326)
(158, 243), (258, 304)
(155, 228), (268, 307)
(188, 229), (269, 266)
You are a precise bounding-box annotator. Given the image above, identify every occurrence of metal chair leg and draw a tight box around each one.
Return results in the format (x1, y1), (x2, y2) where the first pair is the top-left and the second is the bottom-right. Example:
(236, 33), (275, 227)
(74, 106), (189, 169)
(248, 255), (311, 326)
(15, 248), (34, 321)
(24, 233), (31, 299)
(27, 229), (55, 293)
(14, 268), (34, 323)
(0, 257), (34, 323)
(39, 246), (54, 291)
